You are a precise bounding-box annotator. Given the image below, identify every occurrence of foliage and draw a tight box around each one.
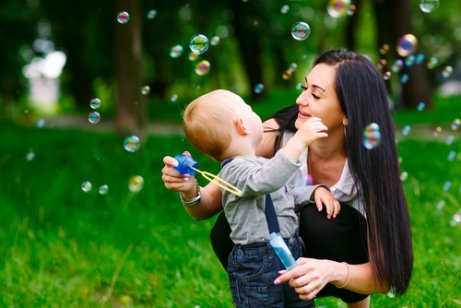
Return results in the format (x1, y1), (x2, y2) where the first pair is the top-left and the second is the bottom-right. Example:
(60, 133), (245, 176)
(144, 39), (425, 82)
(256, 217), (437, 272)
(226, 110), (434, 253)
(2, 0), (461, 119)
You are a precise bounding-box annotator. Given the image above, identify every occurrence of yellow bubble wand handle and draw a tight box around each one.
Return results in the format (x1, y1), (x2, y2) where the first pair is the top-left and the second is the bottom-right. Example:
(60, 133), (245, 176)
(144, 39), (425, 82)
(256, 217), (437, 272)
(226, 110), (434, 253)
(191, 167), (242, 197)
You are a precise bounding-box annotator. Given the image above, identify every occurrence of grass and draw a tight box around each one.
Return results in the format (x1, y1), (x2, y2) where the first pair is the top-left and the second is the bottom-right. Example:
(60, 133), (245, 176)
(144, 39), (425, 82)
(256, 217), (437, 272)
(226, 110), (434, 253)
(1, 102), (461, 306)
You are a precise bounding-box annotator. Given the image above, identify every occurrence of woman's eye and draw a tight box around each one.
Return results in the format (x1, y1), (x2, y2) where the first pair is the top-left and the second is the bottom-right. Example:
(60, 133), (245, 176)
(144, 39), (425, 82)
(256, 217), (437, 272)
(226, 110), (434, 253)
(312, 93), (320, 99)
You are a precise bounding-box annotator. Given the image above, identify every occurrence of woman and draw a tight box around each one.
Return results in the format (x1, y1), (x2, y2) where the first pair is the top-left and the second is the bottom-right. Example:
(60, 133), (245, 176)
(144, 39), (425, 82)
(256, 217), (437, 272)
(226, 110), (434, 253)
(161, 49), (413, 307)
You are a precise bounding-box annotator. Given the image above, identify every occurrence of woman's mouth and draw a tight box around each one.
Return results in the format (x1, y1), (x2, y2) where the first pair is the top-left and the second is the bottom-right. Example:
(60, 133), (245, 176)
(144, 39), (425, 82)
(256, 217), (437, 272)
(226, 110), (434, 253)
(298, 111), (311, 119)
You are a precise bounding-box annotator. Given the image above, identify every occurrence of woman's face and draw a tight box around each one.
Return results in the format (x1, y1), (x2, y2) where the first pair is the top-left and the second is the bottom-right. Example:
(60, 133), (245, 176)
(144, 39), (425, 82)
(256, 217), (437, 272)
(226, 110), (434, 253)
(295, 63), (346, 133)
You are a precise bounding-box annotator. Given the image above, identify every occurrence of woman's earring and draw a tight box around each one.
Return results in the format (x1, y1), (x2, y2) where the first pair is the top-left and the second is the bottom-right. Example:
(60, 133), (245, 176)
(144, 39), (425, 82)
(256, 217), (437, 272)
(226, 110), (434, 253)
(342, 118), (348, 138)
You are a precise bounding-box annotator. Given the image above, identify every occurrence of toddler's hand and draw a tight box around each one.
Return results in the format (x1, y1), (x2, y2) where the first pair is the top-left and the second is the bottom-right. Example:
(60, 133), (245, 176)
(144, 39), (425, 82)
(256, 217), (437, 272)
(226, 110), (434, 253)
(313, 186), (340, 219)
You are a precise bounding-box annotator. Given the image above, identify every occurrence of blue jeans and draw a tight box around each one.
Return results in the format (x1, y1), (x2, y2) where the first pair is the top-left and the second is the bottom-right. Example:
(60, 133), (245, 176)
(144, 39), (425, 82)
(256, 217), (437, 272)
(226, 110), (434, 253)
(228, 235), (314, 308)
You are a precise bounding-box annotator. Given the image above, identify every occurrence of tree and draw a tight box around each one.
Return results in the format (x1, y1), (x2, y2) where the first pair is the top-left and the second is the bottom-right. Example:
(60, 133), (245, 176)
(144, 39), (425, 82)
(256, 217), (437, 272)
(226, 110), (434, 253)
(40, 0), (114, 109)
(373, 0), (432, 109)
(0, 0), (39, 117)
(114, 0), (145, 134)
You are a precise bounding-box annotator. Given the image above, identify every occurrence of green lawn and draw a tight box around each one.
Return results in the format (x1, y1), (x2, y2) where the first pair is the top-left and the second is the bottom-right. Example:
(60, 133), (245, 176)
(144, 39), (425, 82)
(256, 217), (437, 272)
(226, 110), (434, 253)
(0, 109), (460, 306)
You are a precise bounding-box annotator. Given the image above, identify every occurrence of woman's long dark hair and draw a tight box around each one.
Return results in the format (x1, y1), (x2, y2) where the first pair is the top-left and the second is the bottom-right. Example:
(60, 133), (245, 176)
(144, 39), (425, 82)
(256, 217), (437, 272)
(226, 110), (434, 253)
(314, 49), (413, 294)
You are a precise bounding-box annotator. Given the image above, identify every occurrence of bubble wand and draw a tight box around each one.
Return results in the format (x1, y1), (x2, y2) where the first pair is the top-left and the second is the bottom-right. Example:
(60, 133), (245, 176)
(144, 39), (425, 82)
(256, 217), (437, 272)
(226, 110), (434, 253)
(174, 154), (242, 197)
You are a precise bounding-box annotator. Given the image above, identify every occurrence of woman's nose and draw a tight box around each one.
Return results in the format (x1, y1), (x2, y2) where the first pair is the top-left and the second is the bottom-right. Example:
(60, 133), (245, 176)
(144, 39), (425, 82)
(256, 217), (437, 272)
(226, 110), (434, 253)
(296, 90), (309, 106)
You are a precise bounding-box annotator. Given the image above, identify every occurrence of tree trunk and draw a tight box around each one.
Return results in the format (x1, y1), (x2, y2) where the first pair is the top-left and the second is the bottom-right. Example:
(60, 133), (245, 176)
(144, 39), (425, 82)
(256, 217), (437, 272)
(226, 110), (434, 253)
(64, 53), (94, 109)
(114, 0), (145, 134)
(373, 0), (432, 110)
(344, 0), (363, 51)
(229, 0), (264, 101)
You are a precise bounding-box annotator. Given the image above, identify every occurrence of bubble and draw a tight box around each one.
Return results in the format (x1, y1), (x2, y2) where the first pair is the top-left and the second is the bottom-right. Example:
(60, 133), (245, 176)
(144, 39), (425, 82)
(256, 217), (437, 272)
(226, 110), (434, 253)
(291, 172), (313, 197)
(379, 44), (390, 55)
(347, 4), (356, 16)
(124, 135), (141, 153)
(195, 60), (211, 76)
(99, 184), (109, 195)
(416, 101), (426, 112)
(448, 151), (456, 161)
(188, 51), (198, 61)
(446, 135), (455, 145)
(117, 11), (130, 24)
(433, 126), (442, 137)
(400, 171), (408, 181)
(402, 125), (412, 136)
(451, 119), (460, 131)
(400, 74), (409, 84)
(396, 34), (418, 57)
(147, 9), (157, 20)
(387, 289), (396, 298)
(210, 36), (220, 46)
(296, 82), (304, 91)
(281, 5), (290, 14)
(170, 45), (183, 58)
(427, 56), (439, 69)
(33, 119), (45, 129)
(383, 71), (391, 80)
(290, 22), (311, 41)
(189, 34), (209, 55)
(405, 54), (415, 67)
(81, 181), (92, 193)
(378, 59), (387, 70)
(442, 66), (453, 78)
(415, 53), (426, 64)
(436, 200), (446, 211)
(362, 123), (381, 150)
(282, 69), (293, 80)
(327, 0), (351, 18)
(391, 59), (404, 73)
(129, 175), (144, 193)
(216, 25), (229, 38)
(90, 98), (101, 110)
(305, 174), (313, 185)
(141, 85), (151, 95)
(254, 83), (264, 94)
(443, 181), (452, 192)
(288, 63), (298, 72)
(450, 209), (461, 227)
(171, 94), (179, 102)
(88, 111), (101, 124)
(419, 0), (439, 13)
(26, 150), (35, 161)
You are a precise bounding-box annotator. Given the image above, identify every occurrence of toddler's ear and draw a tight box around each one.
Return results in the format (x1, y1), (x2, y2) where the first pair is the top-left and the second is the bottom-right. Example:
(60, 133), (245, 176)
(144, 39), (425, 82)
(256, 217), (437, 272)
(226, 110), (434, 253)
(235, 118), (248, 135)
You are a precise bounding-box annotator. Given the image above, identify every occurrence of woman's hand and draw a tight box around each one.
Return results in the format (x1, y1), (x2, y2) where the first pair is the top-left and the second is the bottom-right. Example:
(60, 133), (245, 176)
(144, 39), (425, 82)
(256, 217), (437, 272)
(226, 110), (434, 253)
(274, 258), (336, 301)
(161, 152), (197, 199)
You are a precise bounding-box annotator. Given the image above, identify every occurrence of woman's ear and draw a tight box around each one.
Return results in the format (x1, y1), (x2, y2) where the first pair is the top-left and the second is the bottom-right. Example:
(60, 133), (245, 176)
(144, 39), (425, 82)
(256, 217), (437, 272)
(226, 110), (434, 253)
(235, 118), (248, 135)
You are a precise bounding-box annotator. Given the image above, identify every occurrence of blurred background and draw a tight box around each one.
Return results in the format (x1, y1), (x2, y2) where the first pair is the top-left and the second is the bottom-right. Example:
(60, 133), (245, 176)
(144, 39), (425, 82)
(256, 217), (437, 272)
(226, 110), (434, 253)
(1, 0), (460, 129)
(1, 0), (460, 306)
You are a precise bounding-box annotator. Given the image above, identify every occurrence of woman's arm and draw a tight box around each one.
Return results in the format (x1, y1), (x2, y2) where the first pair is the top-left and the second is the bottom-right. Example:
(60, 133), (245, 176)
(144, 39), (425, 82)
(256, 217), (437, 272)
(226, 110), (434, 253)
(257, 118), (280, 157)
(274, 258), (389, 300)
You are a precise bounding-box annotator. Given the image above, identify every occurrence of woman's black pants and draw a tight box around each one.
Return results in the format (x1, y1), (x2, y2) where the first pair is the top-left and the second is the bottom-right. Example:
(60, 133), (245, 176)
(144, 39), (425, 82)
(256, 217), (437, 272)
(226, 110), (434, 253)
(210, 202), (369, 303)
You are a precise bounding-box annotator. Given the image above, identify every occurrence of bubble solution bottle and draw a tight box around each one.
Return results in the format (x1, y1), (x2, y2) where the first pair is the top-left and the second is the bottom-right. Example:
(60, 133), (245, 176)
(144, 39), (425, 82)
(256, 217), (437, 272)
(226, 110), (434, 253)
(269, 232), (297, 270)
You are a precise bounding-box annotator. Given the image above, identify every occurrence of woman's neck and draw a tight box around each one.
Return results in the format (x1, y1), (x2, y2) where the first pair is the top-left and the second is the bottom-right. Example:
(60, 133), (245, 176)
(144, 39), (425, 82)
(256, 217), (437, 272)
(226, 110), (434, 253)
(309, 131), (346, 160)
(308, 132), (347, 186)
